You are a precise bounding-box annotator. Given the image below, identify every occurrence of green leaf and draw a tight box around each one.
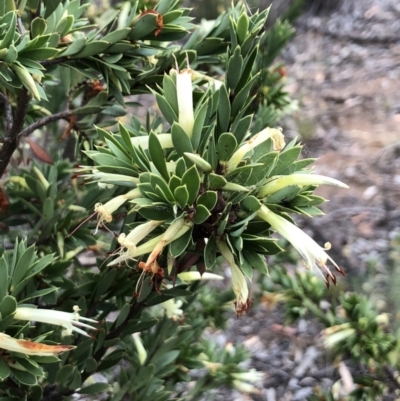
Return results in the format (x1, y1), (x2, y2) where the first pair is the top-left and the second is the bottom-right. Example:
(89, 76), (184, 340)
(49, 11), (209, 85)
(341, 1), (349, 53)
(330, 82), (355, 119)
(236, 13), (249, 45)
(73, 41), (109, 58)
(60, 37), (86, 56)
(227, 46), (243, 90)
(191, 100), (208, 150)
(209, 173), (227, 190)
(12, 245), (35, 288)
(243, 249), (268, 275)
(43, 0), (63, 19)
(0, 11), (16, 50)
(175, 157), (186, 178)
(43, 197), (54, 221)
(119, 318), (158, 337)
(204, 233), (217, 270)
(102, 28), (131, 43)
(148, 132), (169, 181)
(171, 122), (193, 157)
(115, 303), (130, 328)
(240, 195), (261, 212)
(0, 295), (16, 318)
(169, 175), (181, 194)
(231, 74), (259, 116)
(197, 191), (217, 211)
(0, 358), (10, 381)
(150, 174), (175, 204)
(138, 204), (175, 220)
(0, 256), (8, 301)
(78, 383), (110, 395)
(162, 73), (178, 115)
(270, 146), (302, 176)
(169, 226), (193, 257)
(217, 85), (231, 133)
(31, 18), (47, 38)
(11, 368), (37, 385)
(181, 165), (200, 205)
(55, 364), (74, 385)
(194, 204), (211, 224)
(130, 13), (158, 40)
(217, 132), (237, 161)
(56, 15), (74, 37)
(72, 106), (103, 115)
(155, 93), (178, 125)
(174, 185), (189, 209)
(18, 48), (59, 60)
(232, 114), (252, 144)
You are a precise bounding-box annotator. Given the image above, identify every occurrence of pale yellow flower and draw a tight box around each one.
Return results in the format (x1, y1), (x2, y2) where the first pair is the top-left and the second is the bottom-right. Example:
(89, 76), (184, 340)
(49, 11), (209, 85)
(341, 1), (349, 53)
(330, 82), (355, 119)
(257, 205), (345, 287)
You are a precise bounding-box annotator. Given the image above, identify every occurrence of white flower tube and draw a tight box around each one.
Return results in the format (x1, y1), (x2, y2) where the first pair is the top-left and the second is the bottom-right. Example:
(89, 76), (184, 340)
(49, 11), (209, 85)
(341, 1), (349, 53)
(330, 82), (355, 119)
(131, 134), (173, 150)
(176, 68), (194, 137)
(132, 333), (147, 365)
(257, 205), (345, 287)
(108, 217), (193, 267)
(217, 240), (251, 316)
(177, 271), (224, 282)
(82, 171), (140, 186)
(14, 306), (97, 337)
(94, 188), (141, 232)
(258, 173), (349, 198)
(161, 298), (184, 320)
(225, 128), (285, 173)
(144, 216), (193, 270)
(118, 220), (164, 255)
(0, 333), (75, 356)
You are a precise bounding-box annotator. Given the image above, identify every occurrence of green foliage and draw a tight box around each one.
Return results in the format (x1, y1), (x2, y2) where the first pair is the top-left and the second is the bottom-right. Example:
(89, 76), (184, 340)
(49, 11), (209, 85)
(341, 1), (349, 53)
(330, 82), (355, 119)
(263, 265), (400, 400)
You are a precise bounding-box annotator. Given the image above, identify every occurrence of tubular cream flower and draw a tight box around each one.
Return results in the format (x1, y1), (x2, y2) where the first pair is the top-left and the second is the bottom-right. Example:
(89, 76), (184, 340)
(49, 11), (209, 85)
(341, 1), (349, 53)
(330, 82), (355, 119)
(225, 128), (285, 173)
(132, 333), (147, 365)
(322, 323), (356, 349)
(175, 67), (194, 137)
(94, 188), (141, 232)
(118, 220), (164, 256)
(131, 133), (173, 150)
(257, 204), (345, 287)
(177, 271), (224, 282)
(0, 333), (75, 356)
(161, 298), (184, 320)
(231, 369), (264, 394)
(144, 216), (193, 272)
(14, 306), (97, 337)
(258, 173), (349, 198)
(217, 240), (251, 316)
(108, 217), (193, 267)
(82, 171), (140, 186)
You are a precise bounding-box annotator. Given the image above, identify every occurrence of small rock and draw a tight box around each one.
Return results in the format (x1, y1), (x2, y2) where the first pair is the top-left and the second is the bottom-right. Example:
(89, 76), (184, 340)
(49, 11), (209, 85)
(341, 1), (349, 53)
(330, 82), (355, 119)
(294, 387), (314, 400)
(288, 378), (300, 390)
(363, 185), (378, 200)
(299, 376), (317, 386)
(263, 388), (276, 401)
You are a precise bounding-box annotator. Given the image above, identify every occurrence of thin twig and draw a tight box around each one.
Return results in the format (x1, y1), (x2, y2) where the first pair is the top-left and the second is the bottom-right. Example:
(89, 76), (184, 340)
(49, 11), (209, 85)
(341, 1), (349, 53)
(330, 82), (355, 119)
(0, 89), (30, 178)
(40, 57), (69, 67)
(0, 92), (13, 133)
(18, 110), (70, 137)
